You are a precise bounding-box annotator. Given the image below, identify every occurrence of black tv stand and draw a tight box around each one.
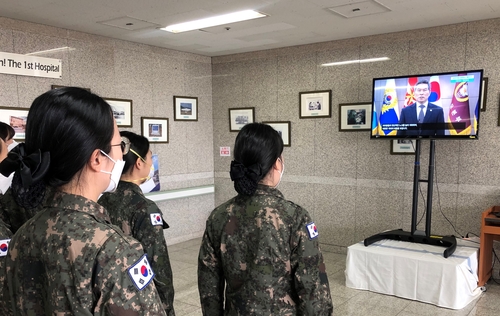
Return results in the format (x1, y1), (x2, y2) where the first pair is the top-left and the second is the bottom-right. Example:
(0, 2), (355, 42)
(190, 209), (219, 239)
(364, 139), (457, 258)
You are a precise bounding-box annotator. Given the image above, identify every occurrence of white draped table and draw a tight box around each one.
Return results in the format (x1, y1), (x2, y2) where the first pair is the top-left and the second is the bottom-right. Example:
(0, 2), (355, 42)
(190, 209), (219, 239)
(345, 238), (482, 309)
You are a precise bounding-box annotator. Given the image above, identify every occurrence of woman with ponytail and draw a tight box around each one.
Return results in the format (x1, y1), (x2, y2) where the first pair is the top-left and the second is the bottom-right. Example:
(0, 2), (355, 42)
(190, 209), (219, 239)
(99, 131), (175, 316)
(198, 122), (333, 316)
(0, 87), (166, 315)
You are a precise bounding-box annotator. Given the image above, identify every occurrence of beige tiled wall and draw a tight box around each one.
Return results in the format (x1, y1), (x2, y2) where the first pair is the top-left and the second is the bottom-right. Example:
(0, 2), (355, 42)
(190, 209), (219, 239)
(212, 18), (500, 253)
(0, 16), (214, 244)
(3, 14), (500, 256)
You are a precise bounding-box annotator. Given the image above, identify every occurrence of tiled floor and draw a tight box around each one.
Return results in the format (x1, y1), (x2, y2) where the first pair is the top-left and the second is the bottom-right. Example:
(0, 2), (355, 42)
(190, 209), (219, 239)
(168, 238), (500, 315)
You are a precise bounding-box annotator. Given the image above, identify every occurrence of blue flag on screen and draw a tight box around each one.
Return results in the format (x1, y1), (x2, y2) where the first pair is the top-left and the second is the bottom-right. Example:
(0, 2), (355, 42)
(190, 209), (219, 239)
(372, 104), (378, 135)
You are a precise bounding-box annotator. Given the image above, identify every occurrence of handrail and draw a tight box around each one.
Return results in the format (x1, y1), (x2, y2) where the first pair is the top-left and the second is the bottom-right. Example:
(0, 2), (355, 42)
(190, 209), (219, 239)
(145, 184), (214, 202)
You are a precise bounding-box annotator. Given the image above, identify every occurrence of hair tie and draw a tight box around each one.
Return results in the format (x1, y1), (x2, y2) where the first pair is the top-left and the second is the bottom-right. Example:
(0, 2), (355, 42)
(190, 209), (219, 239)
(229, 160), (262, 183)
(0, 143), (50, 188)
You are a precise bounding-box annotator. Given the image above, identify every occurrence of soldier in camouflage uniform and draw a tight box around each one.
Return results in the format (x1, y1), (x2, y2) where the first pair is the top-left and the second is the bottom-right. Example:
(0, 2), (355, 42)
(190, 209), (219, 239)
(0, 186), (54, 234)
(0, 87), (166, 315)
(0, 218), (12, 315)
(0, 121), (51, 235)
(99, 131), (175, 316)
(198, 123), (333, 316)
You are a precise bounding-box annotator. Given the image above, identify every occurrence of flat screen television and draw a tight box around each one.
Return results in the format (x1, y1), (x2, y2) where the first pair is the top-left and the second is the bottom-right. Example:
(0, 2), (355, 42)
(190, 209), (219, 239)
(371, 69), (484, 139)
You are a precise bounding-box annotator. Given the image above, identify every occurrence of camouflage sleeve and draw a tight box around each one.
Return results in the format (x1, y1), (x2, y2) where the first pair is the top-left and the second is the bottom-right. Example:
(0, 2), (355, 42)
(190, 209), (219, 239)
(290, 207), (333, 316)
(197, 220), (224, 316)
(0, 220), (12, 315)
(93, 233), (167, 316)
(134, 205), (175, 316)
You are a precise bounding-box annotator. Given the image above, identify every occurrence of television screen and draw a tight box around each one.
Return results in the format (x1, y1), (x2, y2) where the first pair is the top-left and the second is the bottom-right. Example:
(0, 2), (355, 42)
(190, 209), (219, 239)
(371, 69), (483, 139)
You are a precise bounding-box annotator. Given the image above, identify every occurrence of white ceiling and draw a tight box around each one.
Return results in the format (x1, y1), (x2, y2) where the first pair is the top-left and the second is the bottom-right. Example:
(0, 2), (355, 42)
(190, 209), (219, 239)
(1, 0), (500, 57)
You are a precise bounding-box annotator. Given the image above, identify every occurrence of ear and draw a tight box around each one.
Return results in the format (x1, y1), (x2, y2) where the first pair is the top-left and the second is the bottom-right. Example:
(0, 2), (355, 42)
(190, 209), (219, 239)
(272, 158), (281, 171)
(88, 149), (104, 173)
(134, 157), (143, 170)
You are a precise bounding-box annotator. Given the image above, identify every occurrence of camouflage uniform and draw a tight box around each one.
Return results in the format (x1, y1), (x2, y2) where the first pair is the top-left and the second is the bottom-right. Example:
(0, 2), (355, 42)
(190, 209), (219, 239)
(0, 186), (53, 234)
(0, 219), (12, 315)
(198, 184), (333, 316)
(4, 190), (166, 315)
(99, 181), (175, 316)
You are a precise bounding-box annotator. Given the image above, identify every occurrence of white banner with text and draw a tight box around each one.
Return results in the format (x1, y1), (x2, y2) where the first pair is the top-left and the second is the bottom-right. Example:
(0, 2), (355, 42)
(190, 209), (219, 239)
(0, 52), (62, 78)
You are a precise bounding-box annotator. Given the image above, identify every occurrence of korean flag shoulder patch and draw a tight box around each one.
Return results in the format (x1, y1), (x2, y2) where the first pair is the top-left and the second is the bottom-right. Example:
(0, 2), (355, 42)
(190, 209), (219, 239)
(306, 222), (319, 240)
(150, 213), (163, 226)
(0, 239), (10, 257)
(127, 254), (155, 290)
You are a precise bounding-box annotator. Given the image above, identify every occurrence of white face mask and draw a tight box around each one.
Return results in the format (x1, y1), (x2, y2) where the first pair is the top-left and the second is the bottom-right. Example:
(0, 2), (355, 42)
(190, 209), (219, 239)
(139, 177), (156, 193)
(274, 158), (284, 188)
(147, 164), (154, 181)
(100, 150), (125, 193)
(7, 140), (18, 152)
(0, 173), (13, 195)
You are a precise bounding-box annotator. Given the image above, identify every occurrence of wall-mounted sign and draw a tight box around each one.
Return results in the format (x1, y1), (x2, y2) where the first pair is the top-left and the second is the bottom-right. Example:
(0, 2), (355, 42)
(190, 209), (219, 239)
(220, 147), (231, 157)
(0, 52), (62, 79)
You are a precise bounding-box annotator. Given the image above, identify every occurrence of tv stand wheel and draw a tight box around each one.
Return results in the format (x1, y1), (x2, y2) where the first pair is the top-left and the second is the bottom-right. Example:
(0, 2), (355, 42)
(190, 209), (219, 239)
(480, 286), (487, 292)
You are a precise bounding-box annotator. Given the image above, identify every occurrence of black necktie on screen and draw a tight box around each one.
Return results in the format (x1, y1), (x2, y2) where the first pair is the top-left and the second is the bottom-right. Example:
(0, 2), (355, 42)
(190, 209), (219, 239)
(418, 105), (425, 123)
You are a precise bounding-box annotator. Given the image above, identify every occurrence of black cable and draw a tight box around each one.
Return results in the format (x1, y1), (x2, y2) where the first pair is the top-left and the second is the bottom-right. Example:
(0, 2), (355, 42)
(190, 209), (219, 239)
(416, 184), (426, 226)
(488, 248), (500, 285)
(433, 149), (464, 237)
(410, 141), (427, 227)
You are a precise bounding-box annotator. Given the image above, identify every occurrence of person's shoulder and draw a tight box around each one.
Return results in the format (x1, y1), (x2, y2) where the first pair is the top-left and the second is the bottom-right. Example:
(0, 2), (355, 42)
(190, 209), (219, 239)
(264, 192), (309, 218)
(429, 102), (443, 109)
(206, 196), (238, 221)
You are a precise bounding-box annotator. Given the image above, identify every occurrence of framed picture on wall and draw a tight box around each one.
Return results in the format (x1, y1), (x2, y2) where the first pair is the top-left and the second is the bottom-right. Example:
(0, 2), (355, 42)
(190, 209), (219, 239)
(299, 90), (331, 118)
(0, 106), (28, 141)
(390, 139), (416, 155)
(229, 107), (255, 132)
(104, 97), (133, 127)
(339, 102), (372, 131)
(51, 84), (91, 92)
(263, 121), (291, 146)
(141, 117), (169, 143)
(481, 77), (488, 112)
(174, 96), (198, 121)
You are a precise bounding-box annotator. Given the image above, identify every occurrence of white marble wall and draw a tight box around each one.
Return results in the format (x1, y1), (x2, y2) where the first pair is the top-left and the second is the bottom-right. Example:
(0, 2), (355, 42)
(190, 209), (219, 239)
(0, 16), (214, 244)
(212, 18), (500, 254)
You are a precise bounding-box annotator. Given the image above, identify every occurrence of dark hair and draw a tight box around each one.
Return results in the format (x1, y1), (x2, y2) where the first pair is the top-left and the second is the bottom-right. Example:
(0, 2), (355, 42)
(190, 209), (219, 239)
(415, 80), (430, 90)
(5, 87), (114, 207)
(120, 131), (150, 174)
(0, 122), (15, 141)
(231, 122), (283, 195)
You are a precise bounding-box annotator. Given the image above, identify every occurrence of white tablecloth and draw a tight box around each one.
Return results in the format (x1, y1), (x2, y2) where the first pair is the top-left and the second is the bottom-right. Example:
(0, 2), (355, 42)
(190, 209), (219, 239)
(345, 239), (482, 309)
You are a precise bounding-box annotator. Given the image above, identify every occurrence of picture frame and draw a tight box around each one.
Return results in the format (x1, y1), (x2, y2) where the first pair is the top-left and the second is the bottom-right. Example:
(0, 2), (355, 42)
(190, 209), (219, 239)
(481, 77), (488, 112)
(104, 97), (133, 127)
(263, 121), (291, 147)
(141, 117), (169, 143)
(0, 106), (29, 141)
(174, 96), (198, 121)
(339, 102), (372, 131)
(390, 139), (416, 155)
(51, 84), (90, 92)
(228, 107), (255, 132)
(299, 90), (331, 118)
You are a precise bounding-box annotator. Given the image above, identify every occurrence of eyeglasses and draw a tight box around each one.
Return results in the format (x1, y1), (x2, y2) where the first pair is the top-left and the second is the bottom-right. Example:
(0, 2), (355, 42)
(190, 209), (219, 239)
(111, 136), (131, 155)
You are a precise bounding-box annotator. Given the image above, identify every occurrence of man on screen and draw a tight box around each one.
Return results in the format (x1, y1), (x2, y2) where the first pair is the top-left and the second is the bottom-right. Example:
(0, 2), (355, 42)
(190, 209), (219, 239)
(397, 80), (445, 136)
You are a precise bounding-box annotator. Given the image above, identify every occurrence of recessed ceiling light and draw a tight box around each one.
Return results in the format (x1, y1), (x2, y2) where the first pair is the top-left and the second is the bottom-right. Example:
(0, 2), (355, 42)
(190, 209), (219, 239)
(161, 10), (267, 33)
(321, 57), (390, 67)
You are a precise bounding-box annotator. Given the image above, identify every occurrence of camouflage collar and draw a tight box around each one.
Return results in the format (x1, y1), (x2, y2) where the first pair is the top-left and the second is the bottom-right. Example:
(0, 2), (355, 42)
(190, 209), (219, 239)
(49, 191), (112, 223)
(254, 184), (284, 199)
(117, 180), (144, 195)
